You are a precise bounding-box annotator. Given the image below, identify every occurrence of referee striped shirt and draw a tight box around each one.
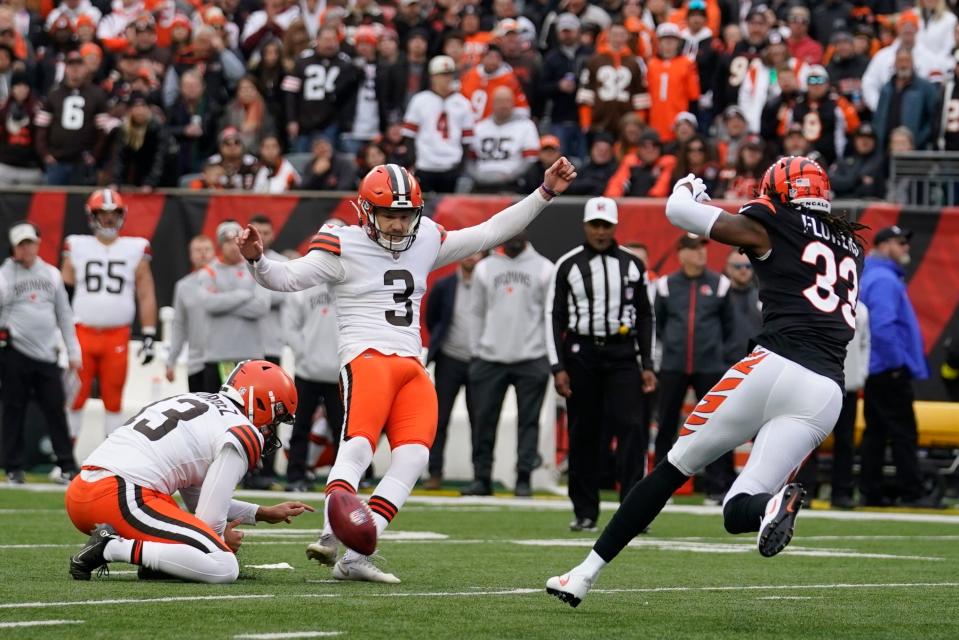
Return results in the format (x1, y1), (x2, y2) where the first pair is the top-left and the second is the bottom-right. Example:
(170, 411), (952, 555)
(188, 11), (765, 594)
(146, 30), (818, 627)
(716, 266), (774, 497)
(545, 242), (654, 373)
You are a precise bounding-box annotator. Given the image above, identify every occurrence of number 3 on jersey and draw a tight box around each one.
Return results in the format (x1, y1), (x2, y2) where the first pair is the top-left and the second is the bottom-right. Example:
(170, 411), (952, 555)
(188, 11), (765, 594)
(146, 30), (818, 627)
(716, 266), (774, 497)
(801, 241), (858, 329)
(384, 269), (414, 327)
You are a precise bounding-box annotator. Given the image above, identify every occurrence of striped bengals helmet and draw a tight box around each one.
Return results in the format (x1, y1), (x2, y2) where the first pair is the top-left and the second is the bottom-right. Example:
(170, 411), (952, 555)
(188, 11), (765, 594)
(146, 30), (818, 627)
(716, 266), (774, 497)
(760, 156), (831, 214)
(85, 189), (126, 239)
(356, 164), (424, 252)
(220, 360), (297, 454)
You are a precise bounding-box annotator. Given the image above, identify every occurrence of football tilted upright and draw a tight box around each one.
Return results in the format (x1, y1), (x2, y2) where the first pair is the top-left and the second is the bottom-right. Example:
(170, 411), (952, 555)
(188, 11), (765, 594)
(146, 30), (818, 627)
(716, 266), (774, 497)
(327, 490), (377, 556)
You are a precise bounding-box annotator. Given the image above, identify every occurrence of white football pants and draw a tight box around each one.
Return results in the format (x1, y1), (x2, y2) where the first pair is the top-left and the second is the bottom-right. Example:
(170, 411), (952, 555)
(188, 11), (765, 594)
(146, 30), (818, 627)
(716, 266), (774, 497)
(666, 346), (842, 503)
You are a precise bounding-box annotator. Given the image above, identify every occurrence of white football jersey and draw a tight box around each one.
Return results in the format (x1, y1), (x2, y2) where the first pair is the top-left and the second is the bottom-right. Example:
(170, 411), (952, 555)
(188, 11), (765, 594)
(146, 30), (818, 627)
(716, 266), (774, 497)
(65, 235), (150, 327)
(310, 220), (443, 367)
(471, 115), (540, 184)
(83, 392), (264, 496)
(401, 90), (476, 171)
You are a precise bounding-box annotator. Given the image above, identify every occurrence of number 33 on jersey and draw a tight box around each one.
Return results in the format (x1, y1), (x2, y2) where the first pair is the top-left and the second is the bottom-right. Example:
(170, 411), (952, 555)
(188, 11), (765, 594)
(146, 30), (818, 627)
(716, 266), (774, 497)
(738, 195), (864, 389)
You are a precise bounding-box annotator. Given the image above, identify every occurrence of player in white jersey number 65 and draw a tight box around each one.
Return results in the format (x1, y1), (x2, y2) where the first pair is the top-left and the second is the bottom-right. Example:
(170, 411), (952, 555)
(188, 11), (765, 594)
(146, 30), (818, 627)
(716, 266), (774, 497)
(65, 360), (314, 583)
(239, 159), (576, 583)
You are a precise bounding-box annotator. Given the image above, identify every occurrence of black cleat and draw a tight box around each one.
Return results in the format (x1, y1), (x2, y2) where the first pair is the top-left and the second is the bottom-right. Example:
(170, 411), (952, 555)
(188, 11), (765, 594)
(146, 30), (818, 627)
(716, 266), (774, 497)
(757, 483), (805, 558)
(69, 523), (117, 580)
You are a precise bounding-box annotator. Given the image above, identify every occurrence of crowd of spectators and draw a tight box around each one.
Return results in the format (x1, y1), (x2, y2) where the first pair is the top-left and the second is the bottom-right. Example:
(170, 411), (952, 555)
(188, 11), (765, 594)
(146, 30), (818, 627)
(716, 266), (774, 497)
(0, 0), (956, 198)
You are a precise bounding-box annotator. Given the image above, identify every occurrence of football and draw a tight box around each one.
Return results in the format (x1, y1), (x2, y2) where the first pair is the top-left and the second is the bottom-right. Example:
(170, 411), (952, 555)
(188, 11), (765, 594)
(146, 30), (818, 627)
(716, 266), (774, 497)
(327, 490), (377, 556)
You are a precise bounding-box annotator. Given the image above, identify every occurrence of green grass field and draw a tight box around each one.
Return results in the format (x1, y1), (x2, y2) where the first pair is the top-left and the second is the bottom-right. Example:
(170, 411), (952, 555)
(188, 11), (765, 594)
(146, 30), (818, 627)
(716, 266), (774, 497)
(1, 486), (959, 640)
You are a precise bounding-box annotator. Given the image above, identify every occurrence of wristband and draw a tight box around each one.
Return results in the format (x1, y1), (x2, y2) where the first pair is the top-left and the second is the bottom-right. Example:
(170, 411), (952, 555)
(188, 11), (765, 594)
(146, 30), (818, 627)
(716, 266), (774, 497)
(142, 326), (156, 337)
(540, 183), (558, 200)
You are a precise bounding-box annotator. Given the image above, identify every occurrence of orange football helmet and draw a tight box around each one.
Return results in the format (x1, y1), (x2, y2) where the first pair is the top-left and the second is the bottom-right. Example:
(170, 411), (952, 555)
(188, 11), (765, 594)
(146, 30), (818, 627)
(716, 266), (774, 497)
(355, 164), (424, 252)
(85, 189), (127, 239)
(221, 360), (298, 454)
(760, 156), (831, 214)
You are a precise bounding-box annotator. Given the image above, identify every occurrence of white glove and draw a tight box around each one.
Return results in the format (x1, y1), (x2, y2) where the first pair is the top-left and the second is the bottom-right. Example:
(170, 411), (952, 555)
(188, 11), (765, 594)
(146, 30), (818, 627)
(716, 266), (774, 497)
(672, 173), (711, 203)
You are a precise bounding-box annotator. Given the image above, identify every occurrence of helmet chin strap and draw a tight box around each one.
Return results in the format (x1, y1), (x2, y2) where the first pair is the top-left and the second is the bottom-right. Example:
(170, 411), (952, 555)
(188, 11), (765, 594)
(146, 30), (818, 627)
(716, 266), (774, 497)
(96, 226), (120, 240)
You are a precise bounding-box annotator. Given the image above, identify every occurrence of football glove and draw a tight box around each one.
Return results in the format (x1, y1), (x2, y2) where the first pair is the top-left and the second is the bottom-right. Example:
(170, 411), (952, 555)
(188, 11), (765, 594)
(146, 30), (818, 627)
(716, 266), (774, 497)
(138, 330), (156, 365)
(673, 173), (711, 203)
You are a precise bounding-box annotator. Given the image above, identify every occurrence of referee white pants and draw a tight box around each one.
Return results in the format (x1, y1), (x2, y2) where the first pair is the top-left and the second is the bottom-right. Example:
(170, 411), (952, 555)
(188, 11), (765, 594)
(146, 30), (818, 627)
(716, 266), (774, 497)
(666, 346), (842, 503)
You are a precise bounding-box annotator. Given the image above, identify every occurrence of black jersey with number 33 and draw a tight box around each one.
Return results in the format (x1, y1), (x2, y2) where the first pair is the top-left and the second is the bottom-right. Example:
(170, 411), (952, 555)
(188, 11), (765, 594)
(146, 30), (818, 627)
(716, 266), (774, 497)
(738, 195), (864, 388)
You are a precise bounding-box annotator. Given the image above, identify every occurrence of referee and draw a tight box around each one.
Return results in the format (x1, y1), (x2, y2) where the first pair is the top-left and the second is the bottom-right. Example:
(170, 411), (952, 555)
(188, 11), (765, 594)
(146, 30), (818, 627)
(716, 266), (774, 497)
(546, 198), (657, 532)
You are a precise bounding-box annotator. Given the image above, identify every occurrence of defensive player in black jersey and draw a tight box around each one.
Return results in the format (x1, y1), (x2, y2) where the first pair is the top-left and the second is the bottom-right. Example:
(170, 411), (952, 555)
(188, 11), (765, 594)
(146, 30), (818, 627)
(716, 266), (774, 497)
(546, 156), (866, 608)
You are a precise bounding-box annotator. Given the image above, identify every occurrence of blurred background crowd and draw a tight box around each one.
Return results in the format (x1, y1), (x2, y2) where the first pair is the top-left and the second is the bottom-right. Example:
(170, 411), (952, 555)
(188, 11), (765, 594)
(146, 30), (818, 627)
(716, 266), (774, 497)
(0, 0), (954, 199)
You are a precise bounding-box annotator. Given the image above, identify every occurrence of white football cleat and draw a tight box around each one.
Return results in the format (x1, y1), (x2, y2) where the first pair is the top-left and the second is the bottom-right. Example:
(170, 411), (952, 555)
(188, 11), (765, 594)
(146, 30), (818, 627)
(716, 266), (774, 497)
(333, 555), (400, 584)
(546, 571), (594, 608)
(757, 483), (806, 558)
(305, 533), (340, 567)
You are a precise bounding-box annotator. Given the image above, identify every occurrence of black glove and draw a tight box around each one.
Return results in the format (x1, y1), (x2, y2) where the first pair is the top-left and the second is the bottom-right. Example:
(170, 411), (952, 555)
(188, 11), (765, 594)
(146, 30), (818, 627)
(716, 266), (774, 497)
(138, 333), (156, 365)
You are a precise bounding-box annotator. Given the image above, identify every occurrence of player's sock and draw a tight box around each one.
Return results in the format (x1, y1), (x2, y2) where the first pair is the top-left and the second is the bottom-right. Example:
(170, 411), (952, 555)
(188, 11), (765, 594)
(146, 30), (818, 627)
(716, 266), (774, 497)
(103, 537), (134, 562)
(322, 437), (373, 536)
(722, 491), (774, 534)
(104, 412), (125, 436)
(368, 444), (428, 535)
(593, 461), (688, 563)
(140, 543), (239, 584)
(572, 550), (608, 581)
(67, 410), (84, 440)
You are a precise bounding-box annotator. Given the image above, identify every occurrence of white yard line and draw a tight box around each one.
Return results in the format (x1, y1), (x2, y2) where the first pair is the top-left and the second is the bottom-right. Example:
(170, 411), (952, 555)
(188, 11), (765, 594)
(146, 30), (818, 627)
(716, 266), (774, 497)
(0, 595), (273, 610)
(3, 484), (957, 523)
(234, 633), (342, 639)
(513, 538), (942, 561)
(0, 620), (84, 628)
(245, 563), (295, 570)
(4, 582), (958, 611)
(756, 596), (820, 600)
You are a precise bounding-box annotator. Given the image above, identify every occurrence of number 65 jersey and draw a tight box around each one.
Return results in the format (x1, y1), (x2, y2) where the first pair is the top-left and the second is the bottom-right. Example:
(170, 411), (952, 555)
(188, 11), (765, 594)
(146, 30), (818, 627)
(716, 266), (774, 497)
(738, 195), (864, 389)
(64, 234), (150, 328)
(83, 393), (264, 496)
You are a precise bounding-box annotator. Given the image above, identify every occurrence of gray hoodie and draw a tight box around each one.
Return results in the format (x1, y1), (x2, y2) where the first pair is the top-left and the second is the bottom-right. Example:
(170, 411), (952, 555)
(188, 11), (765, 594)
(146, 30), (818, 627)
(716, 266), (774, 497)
(0, 257), (79, 363)
(195, 259), (271, 362)
(167, 271), (208, 375)
(282, 283), (340, 383)
(471, 244), (553, 363)
(261, 249), (289, 358)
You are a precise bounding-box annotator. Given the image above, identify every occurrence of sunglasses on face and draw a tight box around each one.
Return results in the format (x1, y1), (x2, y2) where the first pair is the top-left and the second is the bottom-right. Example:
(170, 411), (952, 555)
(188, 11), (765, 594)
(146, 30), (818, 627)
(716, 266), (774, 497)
(807, 76), (828, 85)
(687, 146), (705, 152)
(222, 138), (241, 146)
(730, 263), (753, 270)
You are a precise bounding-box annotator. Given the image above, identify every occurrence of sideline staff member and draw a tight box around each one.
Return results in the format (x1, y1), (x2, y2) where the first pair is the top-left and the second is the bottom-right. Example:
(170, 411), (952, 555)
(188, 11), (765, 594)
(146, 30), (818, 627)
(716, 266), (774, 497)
(546, 197), (656, 532)
(0, 222), (80, 484)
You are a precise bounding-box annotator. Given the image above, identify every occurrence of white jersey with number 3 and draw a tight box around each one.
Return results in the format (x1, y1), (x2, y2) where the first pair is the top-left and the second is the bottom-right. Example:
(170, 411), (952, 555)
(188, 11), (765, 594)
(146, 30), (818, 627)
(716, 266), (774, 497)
(65, 235), (150, 327)
(83, 392), (264, 496)
(249, 190), (553, 368)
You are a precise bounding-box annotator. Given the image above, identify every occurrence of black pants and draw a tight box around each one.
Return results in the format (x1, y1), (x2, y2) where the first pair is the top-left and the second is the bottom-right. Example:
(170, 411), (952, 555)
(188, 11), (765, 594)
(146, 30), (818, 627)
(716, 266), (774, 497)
(656, 370), (735, 495)
(860, 369), (923, 502)
(1, 349), (76, 473)
(430, 352), (474, 477)
(187, 371), (206, 393)
(469, 357), (549, 480)
(203, 362), (227, 394)
(286, 377), (344, 484)
(797, 391), (858, 500)
(416, 169), (459, 194)
(565, 338), (647, 521)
